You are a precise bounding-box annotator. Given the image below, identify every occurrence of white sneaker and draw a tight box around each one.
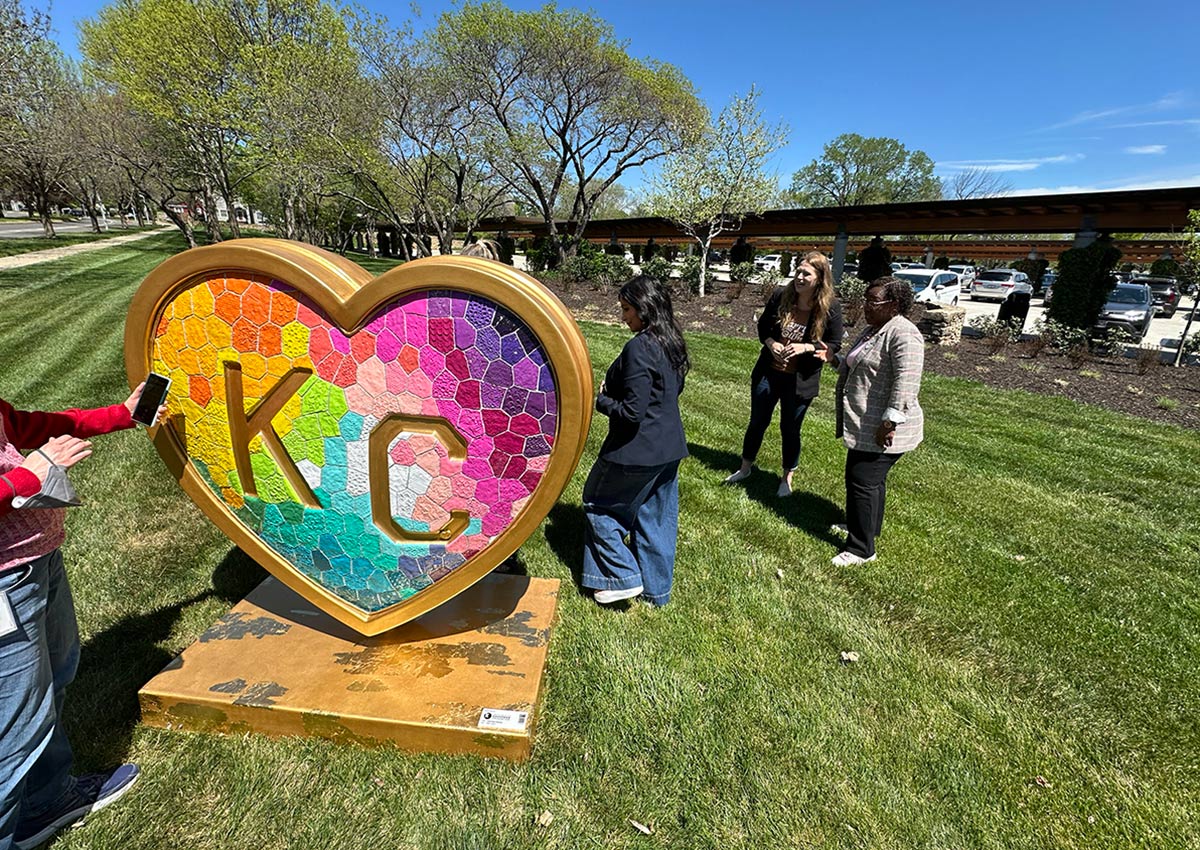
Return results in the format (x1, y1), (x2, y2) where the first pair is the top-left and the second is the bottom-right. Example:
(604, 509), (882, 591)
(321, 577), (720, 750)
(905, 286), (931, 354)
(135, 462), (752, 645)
(831, 551), (876, 567)
(594, 585), (643, 604)
(776, 478), (793, 497)
(830, 523), (848, 536)
(723, 466), (753, 484)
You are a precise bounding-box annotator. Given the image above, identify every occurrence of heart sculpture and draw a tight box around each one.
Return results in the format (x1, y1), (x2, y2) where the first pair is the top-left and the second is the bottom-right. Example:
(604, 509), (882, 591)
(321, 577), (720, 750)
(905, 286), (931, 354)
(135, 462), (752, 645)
(125, 239), (592, 635)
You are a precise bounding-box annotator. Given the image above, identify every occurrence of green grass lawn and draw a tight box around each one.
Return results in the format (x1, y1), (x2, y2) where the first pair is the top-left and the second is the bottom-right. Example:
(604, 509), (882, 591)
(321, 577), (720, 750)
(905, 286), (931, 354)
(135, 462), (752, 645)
(1, 235), (1197, 849)
(0, 227), (159, 258)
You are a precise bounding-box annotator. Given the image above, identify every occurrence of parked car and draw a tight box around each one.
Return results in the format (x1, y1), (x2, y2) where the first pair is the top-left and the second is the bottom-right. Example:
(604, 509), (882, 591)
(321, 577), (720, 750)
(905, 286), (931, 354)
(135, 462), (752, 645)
(892, 269), (962, 306)
(970, 268), (1032, 302)
(754, 254), (782, 272)
(1041, 271), (1058, 304)
(1132, 276), (1181, 317)
(1092, 283), (1154, 340)
(949, 264), (976, 287)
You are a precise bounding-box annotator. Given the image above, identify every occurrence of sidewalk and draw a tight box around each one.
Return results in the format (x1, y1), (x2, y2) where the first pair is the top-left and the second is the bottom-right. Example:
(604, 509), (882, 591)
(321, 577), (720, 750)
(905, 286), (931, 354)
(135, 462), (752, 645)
(0, 226), (173, 271)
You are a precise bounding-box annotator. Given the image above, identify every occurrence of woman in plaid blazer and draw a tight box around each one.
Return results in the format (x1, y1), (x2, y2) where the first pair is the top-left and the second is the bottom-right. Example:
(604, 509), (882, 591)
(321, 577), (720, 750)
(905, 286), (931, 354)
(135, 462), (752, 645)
(832, 277), (924, 566)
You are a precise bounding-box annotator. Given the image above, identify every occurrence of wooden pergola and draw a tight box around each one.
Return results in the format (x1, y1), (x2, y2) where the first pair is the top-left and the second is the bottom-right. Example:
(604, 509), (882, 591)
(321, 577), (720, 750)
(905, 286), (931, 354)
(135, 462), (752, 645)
(473, 185), (1199, 274)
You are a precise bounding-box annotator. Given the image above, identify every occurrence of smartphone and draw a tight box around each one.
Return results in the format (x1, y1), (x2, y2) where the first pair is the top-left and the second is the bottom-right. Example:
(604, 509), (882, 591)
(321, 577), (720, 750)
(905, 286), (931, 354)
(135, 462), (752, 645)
(131, 372), (171, 426)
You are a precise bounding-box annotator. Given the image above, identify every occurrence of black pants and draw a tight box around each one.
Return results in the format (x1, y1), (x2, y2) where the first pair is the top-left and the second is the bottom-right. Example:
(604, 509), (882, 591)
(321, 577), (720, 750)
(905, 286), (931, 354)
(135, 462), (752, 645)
(741, 366), (813, 470)
(844, 449), (904, 558)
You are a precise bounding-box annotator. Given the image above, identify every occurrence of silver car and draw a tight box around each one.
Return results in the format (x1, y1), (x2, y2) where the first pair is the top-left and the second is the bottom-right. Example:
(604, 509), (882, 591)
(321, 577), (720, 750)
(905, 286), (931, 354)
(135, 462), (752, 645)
(1092, 283), (1154, 340)
(971, 268), (1032, 302)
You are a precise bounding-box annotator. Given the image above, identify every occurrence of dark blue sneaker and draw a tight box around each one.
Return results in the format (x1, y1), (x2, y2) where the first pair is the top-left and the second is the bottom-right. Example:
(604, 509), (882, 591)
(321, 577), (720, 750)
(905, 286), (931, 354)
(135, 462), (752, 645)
(14, 764), (140, 849)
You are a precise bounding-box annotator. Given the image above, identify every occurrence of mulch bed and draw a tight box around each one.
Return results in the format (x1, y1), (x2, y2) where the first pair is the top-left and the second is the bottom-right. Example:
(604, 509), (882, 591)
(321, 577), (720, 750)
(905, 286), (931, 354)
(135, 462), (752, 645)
(537, 276), (1200, 430)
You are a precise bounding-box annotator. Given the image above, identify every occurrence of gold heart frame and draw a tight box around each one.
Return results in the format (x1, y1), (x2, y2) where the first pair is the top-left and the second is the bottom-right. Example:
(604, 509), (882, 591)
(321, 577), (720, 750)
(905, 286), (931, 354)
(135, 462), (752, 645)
(125, 239), (591, 635)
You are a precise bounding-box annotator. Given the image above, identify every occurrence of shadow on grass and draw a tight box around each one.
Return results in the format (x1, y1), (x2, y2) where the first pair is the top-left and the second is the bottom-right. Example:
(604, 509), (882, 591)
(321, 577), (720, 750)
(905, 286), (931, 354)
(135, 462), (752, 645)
(542, 502), (590, 599)
(66, 547), (266, 769)
(687, 442), (842, 548)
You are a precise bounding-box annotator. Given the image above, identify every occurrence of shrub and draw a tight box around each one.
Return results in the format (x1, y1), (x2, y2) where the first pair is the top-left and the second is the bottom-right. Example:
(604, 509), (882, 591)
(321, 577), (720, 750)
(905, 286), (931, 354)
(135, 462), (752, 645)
(641, 256), (673, 283)
(1182, 331), (1200, 358)
(1134, 346), (1163, 375)
(496, 236), (516, 265)
(561, 245), (632, 286)
(837, 274), (868, 326)
(779, 252), (793, 278)
(969, 316), (1022, 354)
(1013, 257), (1050, 291)
(1149, 257), (1183, 278)
(730, 261), (758, 282)
(932, 255), (950, 270)
(1045, 237), (1122, 328)
(1031, 318), (1088, 354)
(526, 237), (558, 272)
(1093, 327), (1132, 359)
(678, 255), (715, 294)
(1066, 341), (1092, 368)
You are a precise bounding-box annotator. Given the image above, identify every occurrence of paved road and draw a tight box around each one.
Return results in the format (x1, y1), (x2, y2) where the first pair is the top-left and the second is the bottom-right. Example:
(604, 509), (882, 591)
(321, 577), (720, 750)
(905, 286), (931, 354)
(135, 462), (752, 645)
(0, 219), (109, 238)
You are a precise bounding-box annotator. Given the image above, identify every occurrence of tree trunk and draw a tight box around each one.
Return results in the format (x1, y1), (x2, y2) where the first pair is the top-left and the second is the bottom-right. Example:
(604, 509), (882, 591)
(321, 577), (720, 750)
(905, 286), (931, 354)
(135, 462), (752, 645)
(366, 218), (378, 258)
(201, 182), (222, 243)
(282, 191), (297, 240)
(162, 204), (196, 249)
(222, 188), (242, 238)
(698, 240), (710, 298)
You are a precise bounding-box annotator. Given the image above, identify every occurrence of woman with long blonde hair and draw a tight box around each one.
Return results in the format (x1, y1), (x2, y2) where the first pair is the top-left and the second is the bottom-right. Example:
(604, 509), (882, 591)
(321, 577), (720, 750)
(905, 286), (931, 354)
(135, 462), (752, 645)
(724, 251), (844, 496)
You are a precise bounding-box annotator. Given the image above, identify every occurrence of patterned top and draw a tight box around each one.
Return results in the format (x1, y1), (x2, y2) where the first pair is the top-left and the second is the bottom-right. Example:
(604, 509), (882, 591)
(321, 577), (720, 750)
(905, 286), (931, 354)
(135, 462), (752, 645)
(1, 399), (134, 571)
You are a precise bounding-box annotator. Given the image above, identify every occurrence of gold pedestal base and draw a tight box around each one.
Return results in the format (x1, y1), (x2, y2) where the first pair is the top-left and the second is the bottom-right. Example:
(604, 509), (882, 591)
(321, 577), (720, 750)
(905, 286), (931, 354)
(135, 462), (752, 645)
(139, 573), (559, 760)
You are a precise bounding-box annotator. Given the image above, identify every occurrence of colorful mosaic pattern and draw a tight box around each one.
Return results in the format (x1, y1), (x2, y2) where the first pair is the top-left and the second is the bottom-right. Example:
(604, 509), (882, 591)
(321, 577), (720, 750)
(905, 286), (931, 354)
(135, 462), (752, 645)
(152, 276), (558, 613)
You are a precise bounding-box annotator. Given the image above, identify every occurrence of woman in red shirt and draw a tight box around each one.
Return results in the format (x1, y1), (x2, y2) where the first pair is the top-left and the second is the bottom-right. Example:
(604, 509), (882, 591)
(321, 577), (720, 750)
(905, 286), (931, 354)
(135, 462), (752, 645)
(1, 384), (163, 850)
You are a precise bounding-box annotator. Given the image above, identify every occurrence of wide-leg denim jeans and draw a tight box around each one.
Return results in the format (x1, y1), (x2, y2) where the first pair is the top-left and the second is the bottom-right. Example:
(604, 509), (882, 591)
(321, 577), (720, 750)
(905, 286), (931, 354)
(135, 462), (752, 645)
(0, 550), (80, 850)
(581, 459), (680, 605)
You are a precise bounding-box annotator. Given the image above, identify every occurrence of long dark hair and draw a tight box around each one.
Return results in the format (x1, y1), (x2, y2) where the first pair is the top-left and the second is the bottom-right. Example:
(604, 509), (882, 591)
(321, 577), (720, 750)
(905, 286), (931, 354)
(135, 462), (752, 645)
(619, 275), (690, 377)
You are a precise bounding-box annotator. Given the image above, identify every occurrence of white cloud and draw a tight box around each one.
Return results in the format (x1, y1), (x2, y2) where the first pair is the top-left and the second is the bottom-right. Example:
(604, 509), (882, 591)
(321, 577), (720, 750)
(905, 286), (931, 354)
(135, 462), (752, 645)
(1125, 145), (1166, 155)
(1038, 92), (1186, 132)
(1109, 118), (1200, 129)
(937, 154), (1084, 173)
(1015, 174), (1200, 195)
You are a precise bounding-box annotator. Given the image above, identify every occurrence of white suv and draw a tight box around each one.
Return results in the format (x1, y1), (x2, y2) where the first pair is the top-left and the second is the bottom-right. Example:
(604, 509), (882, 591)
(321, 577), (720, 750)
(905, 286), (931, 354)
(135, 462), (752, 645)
(971, 269), (1032, 302)
(754, 254), (782, 272)
(893, 269), (962, 306)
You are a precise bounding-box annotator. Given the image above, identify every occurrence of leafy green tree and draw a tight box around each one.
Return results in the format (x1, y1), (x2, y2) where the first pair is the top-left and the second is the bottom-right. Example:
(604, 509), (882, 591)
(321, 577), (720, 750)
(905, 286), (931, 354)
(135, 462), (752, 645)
(0, 0), (47, 80)
(790, 133), (940, 207)
(649, 88), (786, 296)
(0, 37), (82, 236)
(342, 14), (507, 257)
(429, 2), (705, 264)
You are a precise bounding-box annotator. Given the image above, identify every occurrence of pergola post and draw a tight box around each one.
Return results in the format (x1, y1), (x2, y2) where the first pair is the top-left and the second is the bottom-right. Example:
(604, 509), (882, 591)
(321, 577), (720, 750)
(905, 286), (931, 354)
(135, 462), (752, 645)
(832, 224), (849, 284)
(1074, 215), (1099, 248)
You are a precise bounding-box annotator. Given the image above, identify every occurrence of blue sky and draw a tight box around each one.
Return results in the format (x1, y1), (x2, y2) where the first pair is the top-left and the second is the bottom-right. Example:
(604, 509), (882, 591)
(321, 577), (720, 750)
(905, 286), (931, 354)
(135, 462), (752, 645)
(46, 0), (1200, 196)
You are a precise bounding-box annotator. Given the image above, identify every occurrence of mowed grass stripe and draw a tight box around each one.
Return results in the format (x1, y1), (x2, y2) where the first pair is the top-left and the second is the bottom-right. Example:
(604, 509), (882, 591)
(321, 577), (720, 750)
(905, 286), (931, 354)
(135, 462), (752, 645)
(0, 240), (1194, 848)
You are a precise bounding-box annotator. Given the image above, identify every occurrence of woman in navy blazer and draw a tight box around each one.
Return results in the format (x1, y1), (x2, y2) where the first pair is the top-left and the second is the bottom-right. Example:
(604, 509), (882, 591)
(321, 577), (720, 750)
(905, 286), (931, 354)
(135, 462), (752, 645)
(581, 275), (689, 606)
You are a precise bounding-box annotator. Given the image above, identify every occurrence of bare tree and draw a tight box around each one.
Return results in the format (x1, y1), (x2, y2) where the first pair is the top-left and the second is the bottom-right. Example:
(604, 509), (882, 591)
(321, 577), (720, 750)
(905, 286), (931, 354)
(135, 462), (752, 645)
(941, 167), (1013, 200)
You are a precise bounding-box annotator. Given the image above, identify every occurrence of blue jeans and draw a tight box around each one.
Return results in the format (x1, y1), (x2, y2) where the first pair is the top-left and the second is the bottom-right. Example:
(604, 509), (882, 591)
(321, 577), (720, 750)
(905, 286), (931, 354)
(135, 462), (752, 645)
(741, 366), (813, 471)
(0, 550), (79, 850)
(581, 459), (680, 605)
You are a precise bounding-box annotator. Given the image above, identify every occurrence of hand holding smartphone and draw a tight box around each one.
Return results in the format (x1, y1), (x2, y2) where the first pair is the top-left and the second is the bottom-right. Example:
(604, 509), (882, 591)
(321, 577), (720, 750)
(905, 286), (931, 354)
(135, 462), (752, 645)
(129, 373), (171, 426)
